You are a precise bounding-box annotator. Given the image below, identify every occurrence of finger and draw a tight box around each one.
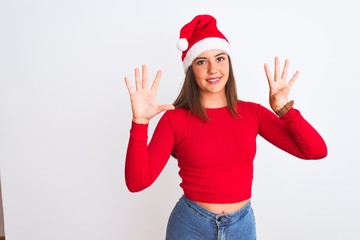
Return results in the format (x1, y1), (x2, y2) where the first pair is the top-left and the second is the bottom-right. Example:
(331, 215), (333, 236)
(150, 69), (162, 93)
(264, 64), (273, 86)
(124, 76), (134, 94)
(288, 70), (300, 87)
(281, 59), (289, 80)
(135, 67), (141, 91)
(142, 64), (148, 89)
(274, 56), (280, 81)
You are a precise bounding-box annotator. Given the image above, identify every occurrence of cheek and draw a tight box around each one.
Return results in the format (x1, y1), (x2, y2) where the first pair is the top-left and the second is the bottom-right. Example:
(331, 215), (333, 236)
(193, 68), (207, 79)
(222, 69), (230, 80)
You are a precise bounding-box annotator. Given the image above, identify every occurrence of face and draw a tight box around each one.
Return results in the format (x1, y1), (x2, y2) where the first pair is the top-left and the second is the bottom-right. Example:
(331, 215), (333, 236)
(191, 50), (229, 99)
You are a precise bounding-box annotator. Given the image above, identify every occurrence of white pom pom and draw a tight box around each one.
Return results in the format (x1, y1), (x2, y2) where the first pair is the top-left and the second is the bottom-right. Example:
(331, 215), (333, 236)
(177, 38), (188, 51)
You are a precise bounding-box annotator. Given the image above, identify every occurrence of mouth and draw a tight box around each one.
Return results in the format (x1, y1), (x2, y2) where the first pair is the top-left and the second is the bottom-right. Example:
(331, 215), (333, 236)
(206, 77), (221, 84)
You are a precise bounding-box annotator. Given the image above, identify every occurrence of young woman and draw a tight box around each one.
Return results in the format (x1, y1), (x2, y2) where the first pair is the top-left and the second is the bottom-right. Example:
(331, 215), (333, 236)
(124, 14), (327, 240)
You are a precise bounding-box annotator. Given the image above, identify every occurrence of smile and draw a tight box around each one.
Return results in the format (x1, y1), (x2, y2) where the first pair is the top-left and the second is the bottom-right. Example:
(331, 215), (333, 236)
(207, 77), (221, 84)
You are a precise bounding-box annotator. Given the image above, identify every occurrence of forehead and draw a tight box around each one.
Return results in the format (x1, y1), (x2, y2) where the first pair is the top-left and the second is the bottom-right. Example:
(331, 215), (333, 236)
(196, 49), (227, 58)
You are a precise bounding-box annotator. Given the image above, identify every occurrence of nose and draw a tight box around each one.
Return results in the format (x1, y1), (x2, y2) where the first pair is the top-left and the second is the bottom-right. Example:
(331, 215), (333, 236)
(207, 61), (217, 75)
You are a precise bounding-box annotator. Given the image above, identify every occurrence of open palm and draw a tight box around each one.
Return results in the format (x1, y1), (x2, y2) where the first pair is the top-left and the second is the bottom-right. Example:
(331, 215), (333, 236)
(264, 57), (299, 112)
(124, 65), (175, 124)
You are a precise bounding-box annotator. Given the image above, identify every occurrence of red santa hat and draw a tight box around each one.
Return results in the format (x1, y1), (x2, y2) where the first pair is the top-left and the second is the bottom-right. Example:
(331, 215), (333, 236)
(177, 14), (231, 73)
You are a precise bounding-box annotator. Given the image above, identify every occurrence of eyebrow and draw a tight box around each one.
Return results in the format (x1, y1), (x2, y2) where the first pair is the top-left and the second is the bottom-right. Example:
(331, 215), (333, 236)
(194, 52), (227, 61)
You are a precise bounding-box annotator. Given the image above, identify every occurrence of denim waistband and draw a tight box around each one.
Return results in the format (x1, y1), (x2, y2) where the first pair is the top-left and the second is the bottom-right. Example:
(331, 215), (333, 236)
(180, 195), (252, 225)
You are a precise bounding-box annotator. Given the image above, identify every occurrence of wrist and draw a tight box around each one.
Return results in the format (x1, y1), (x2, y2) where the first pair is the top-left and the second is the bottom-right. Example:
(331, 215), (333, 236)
(274, 100), (294, 117)
(132, 117), (149, 124)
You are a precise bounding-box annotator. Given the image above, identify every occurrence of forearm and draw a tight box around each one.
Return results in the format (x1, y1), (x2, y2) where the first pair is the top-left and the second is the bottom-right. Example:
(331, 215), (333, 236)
(125, 122), (153, 192)
(280, 108), (327, 159)
(259, 106), (327, 160)
(124, 115), (175, 192)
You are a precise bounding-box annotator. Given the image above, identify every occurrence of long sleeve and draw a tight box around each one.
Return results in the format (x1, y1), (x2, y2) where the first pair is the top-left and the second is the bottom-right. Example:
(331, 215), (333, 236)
(124, 102), (327, 202)
(125, 112), (175, 192)
(257, 105), (327, 159)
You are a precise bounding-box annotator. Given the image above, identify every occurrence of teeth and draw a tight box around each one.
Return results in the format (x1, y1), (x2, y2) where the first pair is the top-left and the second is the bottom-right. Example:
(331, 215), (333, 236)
(208, 78), (219, 82)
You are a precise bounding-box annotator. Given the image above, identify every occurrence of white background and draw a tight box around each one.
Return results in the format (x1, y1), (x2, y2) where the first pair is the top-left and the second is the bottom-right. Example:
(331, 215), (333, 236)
(1, 0), (359, 239)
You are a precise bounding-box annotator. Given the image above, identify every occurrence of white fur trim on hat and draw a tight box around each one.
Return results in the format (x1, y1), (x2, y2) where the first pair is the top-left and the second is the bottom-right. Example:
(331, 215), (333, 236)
(182, 37), (231, 73)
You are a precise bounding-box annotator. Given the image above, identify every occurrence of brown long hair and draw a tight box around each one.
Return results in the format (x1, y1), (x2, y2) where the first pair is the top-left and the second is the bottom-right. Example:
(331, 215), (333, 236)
(173, 55), (239, 121)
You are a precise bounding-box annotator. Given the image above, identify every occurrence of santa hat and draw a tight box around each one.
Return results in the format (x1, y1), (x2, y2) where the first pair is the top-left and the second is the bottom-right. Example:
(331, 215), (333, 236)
(177, 14), (231, 73)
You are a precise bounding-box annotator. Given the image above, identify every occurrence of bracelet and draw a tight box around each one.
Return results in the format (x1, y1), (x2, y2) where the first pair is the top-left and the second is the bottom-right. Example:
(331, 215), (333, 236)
(275, 100), (294, 117)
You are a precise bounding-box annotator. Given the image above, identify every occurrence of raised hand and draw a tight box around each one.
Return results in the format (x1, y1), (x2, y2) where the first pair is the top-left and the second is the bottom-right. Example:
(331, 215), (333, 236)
(264, 57), (300, 112)
(124, 64), (175, 124)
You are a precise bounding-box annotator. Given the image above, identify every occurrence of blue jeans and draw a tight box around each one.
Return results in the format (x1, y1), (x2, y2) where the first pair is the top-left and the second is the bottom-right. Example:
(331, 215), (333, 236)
(166, 195), (256, 240)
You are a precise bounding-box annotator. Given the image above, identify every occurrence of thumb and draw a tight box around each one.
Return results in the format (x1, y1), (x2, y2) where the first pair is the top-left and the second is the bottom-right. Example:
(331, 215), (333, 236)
(159, 104), (175, 112)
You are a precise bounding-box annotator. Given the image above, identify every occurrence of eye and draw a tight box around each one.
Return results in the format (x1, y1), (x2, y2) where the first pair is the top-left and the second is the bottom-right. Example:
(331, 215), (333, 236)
(196, 59), (206, 65)
(216, 56), (225, 62)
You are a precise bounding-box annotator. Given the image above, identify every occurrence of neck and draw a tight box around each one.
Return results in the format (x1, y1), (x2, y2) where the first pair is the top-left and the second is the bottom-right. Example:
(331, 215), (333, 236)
(200, 93), (227, 108)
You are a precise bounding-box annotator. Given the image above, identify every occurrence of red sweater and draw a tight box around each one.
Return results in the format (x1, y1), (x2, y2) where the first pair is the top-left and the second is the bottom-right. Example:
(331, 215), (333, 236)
(125, 101), (327, 203)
